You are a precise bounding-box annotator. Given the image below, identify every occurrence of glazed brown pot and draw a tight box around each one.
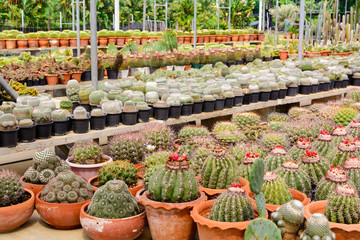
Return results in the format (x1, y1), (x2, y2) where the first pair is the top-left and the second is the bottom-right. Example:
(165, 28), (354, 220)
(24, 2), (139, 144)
(209, 36), (216, 42)
(98, 37), (108, 46)
(49, 39), (59, 48)
(28, 39), (39, 48)
(80, 38), (89, 47)
(0, 189), (35, 233)
(45, 74), (59, 85)
(199, 177), (250, 199)
(5, 39), (16, 49)
(38, 39), (49, 48)
(137, 189), (207, 240)
(108, 37), (117, 45)
(17, 39), (28, 49)
(80, 202), (147, 240)
(278, 50), (288, 60)
(71, 72), (82, 82)
(305, 200), (360, 240)
(0, 39), (5, 49)
(231, 35), (239, 42)
(116, 37), (125, 46)
(60, 73), (71, 84)
(59, 39), (69, 47)
(191, 199), (268, 240)
(258, 34), (265, 41)
(20, 176), (45, 197)
(36, 192), (90, 229)
(69, 38), (77, 47)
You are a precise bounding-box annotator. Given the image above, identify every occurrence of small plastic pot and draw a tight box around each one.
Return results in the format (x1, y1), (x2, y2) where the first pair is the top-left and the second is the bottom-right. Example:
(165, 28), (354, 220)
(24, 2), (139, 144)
(137, 109), (150, 123)
(342, 80), (349, 88)
(323, 82), (331, 91)
(299, 85), (311, 95)
(71, 117), (90, 134)
(39, 78), (46, 85)
(330, 80), (335, 90)
(90, 114), (106, 130)
(18, 124), (36, 143)
(243, 93), (251, 105)
(278, 89), (287, 99)
(224, 97), (234, 108)
(122, 111), (138, 125)
(192, 101), (203, 114)
(318, 83), (324, 92)
(270, 90), (279, 100)
(334, 80), (342, 89)
(148, 105), (154, 117)
(234, 95), (243, 106)
(81, 70), (91, 81)
(202, 100), (215, 112)
(259, 91), (270, 102)
(153, 106), (169, 120)
(36, 122), (53, 139)
(0, 128), (18, 147)
(286, 86), (298, 96)
(150, 67), (158, 74)
(52, 119), (70, 136)
(214, 99), (225, 111)
(352, 77), (360, 86)
(181, 103), (193, 116)
(106, 69), (119, 79)
(250, 92), (259, 103)
(169, 105), (182, 118)
(106, 113), (121, 127)
(78, 102), (91, 112)
(311, 84), (319, 93)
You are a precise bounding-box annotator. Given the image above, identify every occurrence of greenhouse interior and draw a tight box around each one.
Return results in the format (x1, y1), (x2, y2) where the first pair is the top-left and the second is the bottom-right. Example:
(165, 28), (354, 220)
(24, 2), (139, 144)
(1, 0), (360, 239)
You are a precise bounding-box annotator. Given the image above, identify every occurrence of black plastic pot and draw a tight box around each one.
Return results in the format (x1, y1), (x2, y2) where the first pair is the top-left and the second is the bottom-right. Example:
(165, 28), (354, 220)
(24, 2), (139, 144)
(270, 90), (279, 100)
(81, 70), (91, 81)
(330, 80), (335, 90)
(99, 70), (104, 80)
(181, 103), (193, 116)
(323, 82), (331, 91)
(106, 69), (119, 79)
(0, 128), (18, 147)
(138, 109), (150, 123)
(318, 83), (324, 92)
(214, 99), (225, 111)
(71, 117), (90, 134)
(278, 89), (287, 99)
(192, 101), (203, 114)
(106, 113), (121, 127)
(250, 92), (259, 103)
(286, 86), (298, 96)
(72, 102), (80, 113)
(0, 97), (3, 106)
(311, 84), (319, 93)
(36, 122), (53, 139)
(26, 79), (33, 86)
(67, 118), (72, 131)
(342, 80), (349, 88)
(263, 57), (272, 62)
(33, 80), (39, 86)
(122, 111), (138, 125)
(243, 93), (251, 105)
(78, 102), (91, 112)
(39, 78), (46, 85)
(234, 95), (243, 106)
(224, 97), (234, 108)
(202, 100), (215, 112)
(352, 78), (360, 86)
(169, 105), (182, 118)
(148, 105), (154, 117)
(153, 106), (169, 120)
(90, 114), (107, 130)
(236, 60), (243, 65)
(18, 124), (36, 143)
(150, 67), (158, 74)
(299, 85), (311, 94)
(259, 91), (270, 102)
(348, 74), (354, 83)
(334, 80), (342, 89)
(52, 119), (70, 136)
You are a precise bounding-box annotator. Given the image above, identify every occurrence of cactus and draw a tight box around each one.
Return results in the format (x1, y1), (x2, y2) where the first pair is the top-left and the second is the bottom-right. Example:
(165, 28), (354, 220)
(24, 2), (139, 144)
(239, 152), (261, 181)
(19, 119), (34, 127)
(142, 123), (175, 151)
(230, 143), (267, 165)
(244, 217), (282, 240)
(210, 184), (254, 222)
(72, 141), (103, 164)
(189, 146), (213, 176)
(39, 100), (56, 111)
(261, 171), (293, 205)
(287, 138), (312, 161)
(349, 120), (360, 139)
(108, 132), (147, 164)
(288, 107), (312, 120)
(232, 112), (261, 128)
(263, 146), (288, 171)
(325, 184), (360, 224)
(299, 150), (329, 185)
(331, 126), (352, 146)
(300, 213), (335, 240)
(144, 151), (172, 168)
(40, 170), (93, 203)
(313, 130), (333, 157)
(200, 147), (239, 189)
(0, 169), (25, 207)
(327, 138), (359, 167)
(86, 180), (140, 219)
(13, 105), (31, 121)
(0, 113), (17, 130)
(212, 121), (239, 133)
(89, 90), (106, 105)
(32, 108), (52, 124)
(178, 125), (210, 143)
(91, 108), (104, 116)
(334, 107), (359, 127)
(60, 100), (72, 111)
(147, 154), (199, 203)
(51, 109), (68, 121)
(101, 101), (122, 114)
(73, 106), (88, 119)
(344, 157), (360, 195)
(267, 112), (290, 122)
(143, 165), (162, 189)
(260, 132), (288, 149)
(98, 161), (138, 187)
(79, 85), (94, 104)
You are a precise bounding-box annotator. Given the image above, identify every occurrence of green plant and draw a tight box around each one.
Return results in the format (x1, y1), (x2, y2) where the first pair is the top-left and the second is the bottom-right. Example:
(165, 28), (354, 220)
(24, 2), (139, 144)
(18, 119), (34, 127)
(66, 80), (80, 102)
(32, 108), (51, 124)
(260, 132), (288, 149)
(327, 139), (359, 167)
(0, 113), (17, 130)
(101, 101), (122, 114)
(263, 146), (288, 171)
(300, 213), (335, 240)
(51, 109), (68, 121)
(343, 156), (360, 195)
(0, 169), (25, 207)
(313, 131), (333, 157)
(98, 161), (138, 187)
(267, 112), (290, 122)
(86, 180), (140, 219)
(334, 107), (359, 127)
(178, 125), (209, 143)
(142, 124), (174, 151)
(331, 126), (352, 146)
(73, 106), (88, 119)
(90, 109), (104, 116)
(299, 150), (329, 185)
(89, 90), (106, 105)
(12, 105), (31, 121)
(40, 170), (93, 203)
(239, 152), (261, 181)
(287, 138), (312, 161)
(261, 171), (293, 205)
(232, 112), (261, 128)
(231, 143), (267, 165)
(144, 151), (172, 168)
(72, 142), (103, 164)
(60, 100), (72, 110)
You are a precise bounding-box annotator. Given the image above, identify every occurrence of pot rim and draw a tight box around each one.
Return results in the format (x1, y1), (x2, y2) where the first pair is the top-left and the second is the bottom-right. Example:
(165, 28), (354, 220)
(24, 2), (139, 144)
(66, 155), (113, 168)
(20, 176), (46, 187)
(199, 177), (250, 196)
(0, 188), (34, 211)
(88, 175), (143, 191)
(36, 191), (91, 206)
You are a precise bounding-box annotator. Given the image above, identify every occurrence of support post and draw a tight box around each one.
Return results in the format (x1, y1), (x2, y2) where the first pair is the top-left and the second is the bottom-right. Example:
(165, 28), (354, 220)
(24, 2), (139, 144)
(228, 0), (231, 30)
(259, 0), (263, 30)
(72, 0), (75, 31)
(298, 0), (306, 61)
(274, 0), (279, 48)
(194, 0), (197, 49)
(165, 0), (168, 29)
(0, 76), (18, 100)
(60, 12), (62, 31)
(154, 0), (157, 32)
(76, 0), (81, 58)
(114, 0), (119, 31)
(90, 0), (98, 89)
(143, 0), (146, 31)
(217, 0), (220, 30)
(83, 0), (86, 30)
(21, 10), (24, 32)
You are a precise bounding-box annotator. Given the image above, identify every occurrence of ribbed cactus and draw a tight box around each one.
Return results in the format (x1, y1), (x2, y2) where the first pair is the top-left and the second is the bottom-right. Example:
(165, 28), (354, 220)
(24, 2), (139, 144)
(72, 142), (103, 164)
(178, 125), (210, 143)
(210, 184), (254, 222)
(299, 150), (330, 185)
(213, 121), (239, 133)
(263, 146), (288, 171)
(313, 131), (333, 157)
(142, 123), (175, 151)
(327, 138), (359, 167)
(200, 147), (239, 189)
(214, 128), (246, 145)
(261, 171), (292, 205)
(231, 143), (267, 165)
(288, 107), (312, 120)
(0, 169), (25, 207)
(98, 161), (138, 187)
(287, 138), (312, 161)
(325, 184), (360, 224)
(147, 154), (199, 203)
(87, 180), (140, 219)
(349, 120), (360, 139)
(300, 213), (335, 240)
(144, 151), (172, 168)
(189, 146), (213, 176)
(331, 126), (352, 146)
(275, 160), (312, 196)
(239, 152), (260, 181)
(40, 170), (93, 203)
(260, 132), (288, 149)
(0, 113), (17, 130)
(232, 112), (261, 128)
(343, 156), (360, 195)
(334, 107), (359, 127)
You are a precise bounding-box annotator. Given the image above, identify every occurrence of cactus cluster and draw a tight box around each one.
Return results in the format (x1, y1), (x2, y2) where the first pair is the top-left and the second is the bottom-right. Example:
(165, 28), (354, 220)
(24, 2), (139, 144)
(232, 112), (261, 128)
(260, 132), (288, 149)
(288, 138), (312, 161)
(178, 125), (210, 143)
(40, 170), (93, 203)
(261, 171), (292, 205)
(24, 149), (69, 184)
(143, 124), (175, 151)
(212, 121), (246, 145)
(263, 146), (288, 171)
(239, 152), (261, 181)
(313, 131), (333, 157)
(0, 169), (25, 207)
(98, 161), (138, 187)
(87, 180), (140, 219)
(333, 107), (359, 127)
(267, 112), (290, 123)
(299, 150), (329, 185)
(343, 156), (360, 195)
(300, 213), (335, 240)
(72, 142), (103, 164)
(327, 138), (359, 167)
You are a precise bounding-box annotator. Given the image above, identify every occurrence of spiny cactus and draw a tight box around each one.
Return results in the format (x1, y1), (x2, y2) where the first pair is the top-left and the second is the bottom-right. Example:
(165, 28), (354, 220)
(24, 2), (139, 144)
(144, 151), (172, 168)
(244, 217), (282, 240)
(239, 152), (261, 181)
(0, 113), (17, 130)
(242, 124), (269, 142)
(51, 109), (68, 121)
(40, 170), (93, 203)
(189, 146), (212, 176)
(319, 105), (341, 120)
(66, 80), (80, 102)
(210, 184), (254, 222)
(260, 132), (288, 149)
(261, 171), (292, 205)
(72, 141), (103, 164)
(288, 107), (312, 120)
(275, 160), (312, 196)
(178, 125), (210, 143)
(327, 138), (359, 167)
(232, 112), (261, 128)
(263, 146), (288, 171)
(287, 138), (312, 161)
(32, 108), (52, 124)
(143, 165), (162, 189)
(214, 128), (246, 145)
(147, 154), (199, 203)
(334, 107), (359, 127)
(299, 150), (330, 185)
(267, 112), (290, 122)
(331, 126), (353, 146)
(200, 147), (239, 189)
(230, 143), (267, 165)
(313, 130), (333, 157)
(212, 121), (239, 133)
(300, 213), (335, 240)
(343, 156), (360, 195)
(347, 90), (360, 102)
(349, 120), (360, 138)
(325, 184), (360, 224)
(142, 123), (175, 151)
(98, 161), (138, 187)
(0, 169), (25, 207)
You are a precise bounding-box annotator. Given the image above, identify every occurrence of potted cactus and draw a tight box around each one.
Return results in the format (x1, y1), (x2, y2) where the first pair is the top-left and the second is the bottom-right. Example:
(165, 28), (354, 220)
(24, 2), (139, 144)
(89, 90), (106, 108)
(71, 106), (90, 134)
(0, 169), (35, 233)
(136, 101), (150, 123)
(180, 94), (194, 116)
(202, 94), (216, 112)
(191, 93), (203, 114)
(17, 119), (36, 142)
(153, 100), (170, 121)
(89, 108), (106, 130)
(32, 108), (53, 139)
(101, 101), (122, 127)
(59, 32), (69, 47)
(51, 109), (70, 136)
(122, 100), (138, 125)
(167, 96), (182, 119)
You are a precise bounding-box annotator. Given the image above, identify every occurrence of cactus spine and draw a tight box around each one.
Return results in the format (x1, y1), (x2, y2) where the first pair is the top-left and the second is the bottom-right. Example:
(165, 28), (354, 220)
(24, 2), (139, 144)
(263, 146), (288, 171)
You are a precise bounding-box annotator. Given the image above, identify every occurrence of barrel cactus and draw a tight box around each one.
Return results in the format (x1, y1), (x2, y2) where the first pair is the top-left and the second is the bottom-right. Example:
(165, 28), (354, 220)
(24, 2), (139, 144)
(300, 213), (335, 240)
(260, 132), (288, 149)
(210, 184), (254, 222)
(231, 143), (267, 165)
(331, 126), (352, 146)
(313, 130), (333, 157)
(32, 108), (52, 124)
(144, 151), (172, 168)
(142, 123), (175, 151)
(98, 161), (138, 187)
(178, 125), (210, 143)
(189, 146), (213, 176)
(333, 107), (359, 127)
(275, 160), (312, 196)
(287, 138), (312, 161)
(0, 169), (25, 207)
(263, 146), (288, 171)
(349, 120), (360, 139)
(327, 138), (359, 167)
(299, 150), (330, 185)
(239, 152), (260, 181)
(40, 170), (93, 203)
(87, 180), (140, 219)
(232, 112), (261, 128)
(147, 154), (199, 203)
(261, 171), (292, 205)
(343, 156), (360, 195)
(72, 142), (103, 164)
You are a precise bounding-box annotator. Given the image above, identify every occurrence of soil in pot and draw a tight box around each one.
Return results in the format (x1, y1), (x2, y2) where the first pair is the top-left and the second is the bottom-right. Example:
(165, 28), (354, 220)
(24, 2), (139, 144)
(88, 176), (143, 196)
(259, 91), (270, 102)
(106, 113), (121, 127)
(169, 105), (182, 118)
(214, 99), (225, 111)
(181, 103), (193, 116)
(52, 119), (69, 136)
(243, 93), (252, 105)
(18, 124), (36, 143)
(122, 111), (138, 125)
(192, 101), (203, 114)
(224, 97), (234, 108)
(90, 114), (107, 130)
(250, 92), (259, 103)
(202, 100), (215, 112)
(137, 109), (150, 123)
(36, 122), (53, 139)
(71, 116), (90, 134)
(286, 86), (298, 96)
(153, 106), (169, 120)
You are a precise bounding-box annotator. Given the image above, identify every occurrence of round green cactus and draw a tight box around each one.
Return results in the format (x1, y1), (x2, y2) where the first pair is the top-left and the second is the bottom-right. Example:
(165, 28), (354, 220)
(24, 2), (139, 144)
(51, 109), (68, 121)
(72, 142), (103, 164)
(261, 171), (292, 205)
(12, 105), (31, 121)
(89, 90), (106, 105)
(327, 138), (359, 167)
(260, 132), (288, 149)
(98, 161), (138, 187)
(300, 213), (335, 240)
(263, 146), (288, 171)
(0, 169), (25, 207)
(334, 107), (359, 127)
(144, 151), (172, 168)
(231, 143), (267, 165)
(232, 112), (261, 128)
(349, 120), (360, 139)
(142, 123), (175, 151)
(267, 112), (290, 123)
(32, 108), (52, 124)
(313, 130), (334, 157)
(331, 126), (353, 146)
(178, 125), (210, 143)
(287, 138), (312, 161)
(66, 80), (80, 102)
(343, 156), (360, 195)
(299, 150), (330, 185)
(239, 152), (261, 181)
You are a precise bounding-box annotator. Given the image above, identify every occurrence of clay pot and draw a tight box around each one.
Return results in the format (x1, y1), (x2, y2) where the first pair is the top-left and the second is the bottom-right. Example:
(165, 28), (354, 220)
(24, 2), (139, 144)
(88, 175), (143, 196)
(49, 39), (59, 48)
(215, 35), (223, 42)
(209, 36), (216, 42)
(124, 37), (131, 43)
(184, 36), (191, 44)
(20, 176), (45, 196)
(80, 38), (89, 47)
(80, 202), (147, 240)
(60, 73), (71, 84)
(71, 72), (82, 82)
(243, 35), (250, 41)
(98, 37), (108, 46)
(305, 200), (360, 240)
(0, 189), (35, 233)
(116, 37), (125, 46)
(5, 39), (16, 49)
(278, 50), (288, 60)
(258, 34), (265, 41)
(232, 35), (239, 42)
(203, 35), (210, 43)
(38, 39), (49, 48)
(191, 199), (268, 240)
(59, 39), (69, 47)
(320, 50), (330, 56)
(36, 192), (90, 229)
(0, 39), (5, 49)
(249, 34), (256, 41)
(306, 52), (321, 59)
(108, 37), (117, 45)
(238, 35), (244, 41)
(17, 39), (28, 49)
(45, 74), (59, 85)
(137, 189), (207, 240)
(199, 177), (249, 199)
(69, 38), (77, 47)
(135, 163), (144, 178)
(27, 39), (38, 48)
(133, 37), (141, 45)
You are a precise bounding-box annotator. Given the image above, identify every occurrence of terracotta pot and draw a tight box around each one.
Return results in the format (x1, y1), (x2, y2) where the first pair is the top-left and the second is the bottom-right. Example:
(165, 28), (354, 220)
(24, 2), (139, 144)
(49, 39), (59, 48)
(124, 37), (131, 43)
(69, 38), (77, 47)
(0, 39), (5, 49)
(137, 189), (207, 240)
(0, 189), (35, 233)
(88, 175), (144, 196)
(191, 199), (268, 240)
(133, 37), (141, 45)
(258, 34), (265, 41)
(200, 177), (249, 199)
(80, 202), (147, 240)
(17, 39), (28, 49)
(278, 50), (288, 60)
(238, 35), (244, 41)
(306, 52), (321, 59)
(209, 36), (216, 42)
(108, 37), (117, 45)
(140, 37), (149, 45)
(98, 37), (108, 46)
(216, 35), (223, 42)
(5, 39), (16, 49)
(71, 72), (82, 82)
(65, 155), (113, 181)
(135, 163), (144, 178)
(226, 35), (231, 42)
(38, 39), (49, 48)
(27, 39), (38, 48)
(45, 74), (59, 85)
(80, 38), (89, 47)
(243, 34), (250, 41)
(117, 37), (125, 46)
(20, 176), (45, 197)
(185, 65), (192, 71)
(305, 200), (360, 240)
(184, 36), (191, 44)
(59, 39), (69, 47)
(203, 35), (210, 43)
(197, 36), (204, 43)
(320, 50), (330, 56)
(232, 35), (239, 42)
(249, 34), (257, 41)
(36, 192), (90, 229)
(60, 73), (71, 84)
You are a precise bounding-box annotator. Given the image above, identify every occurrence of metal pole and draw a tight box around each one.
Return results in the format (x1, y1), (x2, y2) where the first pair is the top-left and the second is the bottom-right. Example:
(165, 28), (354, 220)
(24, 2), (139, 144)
(263, 0), (266, 30)
(114, 0), (119, 31)
(259, 0), (262, 30)
(194, 0), (197, 49)
(21, 10), (24, 32)
(143, 0), (146, 31)
(83, 0), (86, 30)
(310, 0), (313, 26)
(0, 76), (18, 100)
(165, 0), (168, 29)
(154, 0), (157, 32)
(90, 0), (98, 89)
(217, 0), (220, 30)
(228, 0), (231, 30)
(76, 0), (81, 57)
(60, 12), (62, 31)
(274, 0), (279, 48)
(72, 0), (75, 31)
(298, 0), (306, 61)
